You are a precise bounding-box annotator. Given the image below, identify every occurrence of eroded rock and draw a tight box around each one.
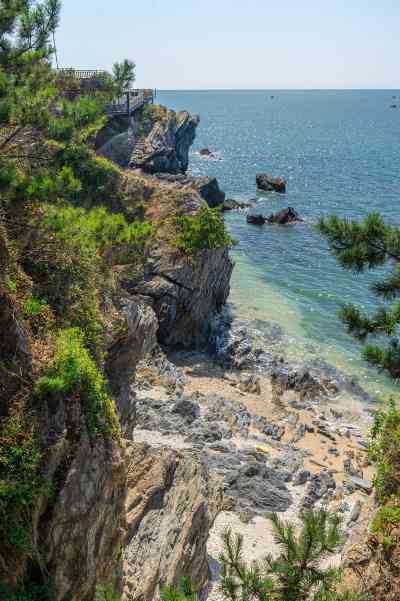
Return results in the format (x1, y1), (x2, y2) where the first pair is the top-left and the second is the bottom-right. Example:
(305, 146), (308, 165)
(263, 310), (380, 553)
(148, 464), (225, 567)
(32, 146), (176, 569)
(121, 442), (222, 600)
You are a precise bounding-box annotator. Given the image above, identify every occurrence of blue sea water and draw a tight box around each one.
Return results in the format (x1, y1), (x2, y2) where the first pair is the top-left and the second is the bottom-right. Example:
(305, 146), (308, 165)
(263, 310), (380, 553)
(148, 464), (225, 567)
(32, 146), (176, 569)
(157, 90), (400, 401)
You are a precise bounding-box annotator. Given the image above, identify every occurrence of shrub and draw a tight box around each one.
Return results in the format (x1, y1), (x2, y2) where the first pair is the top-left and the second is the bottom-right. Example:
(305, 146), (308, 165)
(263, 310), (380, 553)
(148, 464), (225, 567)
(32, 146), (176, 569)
(372, 505), (400, 533)
(0, 414), (47, 561)
(369, 398), (400, 500)
(175, 206), (235, 255)
(34, 328), (119, 437)
(57, 144), (120, 203)
(42, 204), (154, 257)
(21, 297), (48, 318)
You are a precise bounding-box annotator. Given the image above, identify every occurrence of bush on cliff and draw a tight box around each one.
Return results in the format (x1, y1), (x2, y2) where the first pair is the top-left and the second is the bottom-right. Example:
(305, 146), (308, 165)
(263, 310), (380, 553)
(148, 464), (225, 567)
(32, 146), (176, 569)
(0, 412), (48, 573)
(176, 206), (235, 255)
(35, 328), (119, 437)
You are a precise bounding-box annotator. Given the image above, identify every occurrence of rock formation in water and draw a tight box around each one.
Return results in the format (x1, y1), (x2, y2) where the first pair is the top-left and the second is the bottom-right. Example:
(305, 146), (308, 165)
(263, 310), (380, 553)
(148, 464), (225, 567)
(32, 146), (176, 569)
(256, 173), (287, 193)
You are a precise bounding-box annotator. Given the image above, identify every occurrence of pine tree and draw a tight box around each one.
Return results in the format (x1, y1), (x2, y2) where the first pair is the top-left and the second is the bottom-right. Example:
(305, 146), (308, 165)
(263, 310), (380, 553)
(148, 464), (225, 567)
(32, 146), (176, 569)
(219, 509), (354, 601)
(318, 213), (400, 378)
(162, 511), (367, 601)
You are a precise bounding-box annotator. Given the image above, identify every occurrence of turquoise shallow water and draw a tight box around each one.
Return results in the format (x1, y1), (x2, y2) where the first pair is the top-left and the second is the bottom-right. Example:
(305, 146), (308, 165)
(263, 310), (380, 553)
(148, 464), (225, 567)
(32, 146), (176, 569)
(157, 90), (400, 400)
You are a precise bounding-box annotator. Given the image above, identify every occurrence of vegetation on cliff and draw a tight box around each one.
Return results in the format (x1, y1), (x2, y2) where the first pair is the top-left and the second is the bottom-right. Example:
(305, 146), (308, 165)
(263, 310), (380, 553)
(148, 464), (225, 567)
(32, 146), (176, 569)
(0, 1), (234, 597)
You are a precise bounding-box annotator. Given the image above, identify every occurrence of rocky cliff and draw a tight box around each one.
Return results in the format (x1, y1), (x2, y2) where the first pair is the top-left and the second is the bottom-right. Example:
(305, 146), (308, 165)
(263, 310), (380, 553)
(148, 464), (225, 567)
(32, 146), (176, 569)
(97, 105), (199, 174)
(0, 103), (231, 601)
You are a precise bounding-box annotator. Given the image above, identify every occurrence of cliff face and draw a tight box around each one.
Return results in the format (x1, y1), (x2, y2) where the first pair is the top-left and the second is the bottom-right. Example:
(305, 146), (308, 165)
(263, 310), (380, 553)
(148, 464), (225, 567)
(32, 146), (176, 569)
(97, 105), (199, 174)
(137, 246), (233, 347)
(0, 103), (231, 601)
(121, 443), (223, 600)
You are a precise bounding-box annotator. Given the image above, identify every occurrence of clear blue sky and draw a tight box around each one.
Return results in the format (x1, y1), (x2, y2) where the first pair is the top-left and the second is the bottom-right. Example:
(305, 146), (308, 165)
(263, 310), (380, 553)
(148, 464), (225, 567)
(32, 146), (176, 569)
(55, 0), (400, 89)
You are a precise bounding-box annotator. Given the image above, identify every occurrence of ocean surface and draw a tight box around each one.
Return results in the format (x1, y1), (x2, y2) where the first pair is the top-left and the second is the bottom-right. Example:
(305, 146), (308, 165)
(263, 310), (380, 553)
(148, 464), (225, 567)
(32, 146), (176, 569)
(157, 90), (400, 402)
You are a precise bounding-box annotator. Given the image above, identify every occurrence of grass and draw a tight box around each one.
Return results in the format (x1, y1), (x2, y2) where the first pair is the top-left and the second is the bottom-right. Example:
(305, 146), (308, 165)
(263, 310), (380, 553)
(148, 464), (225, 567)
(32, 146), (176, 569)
(34, 328), (119, 437)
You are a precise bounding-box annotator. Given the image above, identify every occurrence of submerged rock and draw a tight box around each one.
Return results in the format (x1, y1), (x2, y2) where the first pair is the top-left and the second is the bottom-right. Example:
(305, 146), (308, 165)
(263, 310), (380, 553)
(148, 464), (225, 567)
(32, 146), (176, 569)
(247, 213), (266, 225)
(222, 198), (252, 211)
(256, 173), (286, 193)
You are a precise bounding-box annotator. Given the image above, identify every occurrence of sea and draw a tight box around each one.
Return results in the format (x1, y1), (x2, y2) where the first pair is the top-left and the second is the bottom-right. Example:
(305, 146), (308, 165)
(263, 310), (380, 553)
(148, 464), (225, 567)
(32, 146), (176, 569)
(156, 90), (400, 404)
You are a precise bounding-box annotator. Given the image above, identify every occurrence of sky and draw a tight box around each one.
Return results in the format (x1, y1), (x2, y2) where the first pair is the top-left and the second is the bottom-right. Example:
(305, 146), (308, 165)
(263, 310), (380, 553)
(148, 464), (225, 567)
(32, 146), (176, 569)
(55, 0), (400, 90)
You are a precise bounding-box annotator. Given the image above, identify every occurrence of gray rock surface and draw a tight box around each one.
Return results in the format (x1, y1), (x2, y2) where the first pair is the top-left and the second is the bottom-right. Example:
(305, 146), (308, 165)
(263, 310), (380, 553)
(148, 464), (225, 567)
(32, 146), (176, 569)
(130, 110), (199, 173)
(256, 174), (286, 193)
(121, 442), (222, 600)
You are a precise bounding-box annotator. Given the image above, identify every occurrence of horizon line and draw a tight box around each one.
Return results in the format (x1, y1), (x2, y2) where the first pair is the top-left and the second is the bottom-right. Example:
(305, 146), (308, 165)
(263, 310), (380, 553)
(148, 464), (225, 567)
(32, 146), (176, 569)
(154, 87), (400, 92)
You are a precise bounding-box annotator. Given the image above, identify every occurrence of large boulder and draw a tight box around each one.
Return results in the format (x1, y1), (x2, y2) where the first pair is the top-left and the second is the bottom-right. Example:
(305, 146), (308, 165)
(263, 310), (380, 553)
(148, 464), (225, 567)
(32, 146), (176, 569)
(121, 442), (223, 600)
(191, 176), (225, 207)
(267, 207), (303, 224)
(154, 173), (225, 208)
(256, 174), (286, 193)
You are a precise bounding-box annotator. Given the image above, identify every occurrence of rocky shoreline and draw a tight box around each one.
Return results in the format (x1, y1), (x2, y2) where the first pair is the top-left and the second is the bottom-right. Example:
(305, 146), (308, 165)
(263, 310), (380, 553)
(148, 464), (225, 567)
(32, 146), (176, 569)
(128, 312), (375, 597)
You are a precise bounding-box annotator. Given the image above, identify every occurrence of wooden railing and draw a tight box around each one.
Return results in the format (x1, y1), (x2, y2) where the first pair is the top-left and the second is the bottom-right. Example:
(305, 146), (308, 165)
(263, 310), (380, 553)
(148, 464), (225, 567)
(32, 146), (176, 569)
(106, 90), (155, 116)
(56, 68), (108, 80)
(56, 69), (155, 115)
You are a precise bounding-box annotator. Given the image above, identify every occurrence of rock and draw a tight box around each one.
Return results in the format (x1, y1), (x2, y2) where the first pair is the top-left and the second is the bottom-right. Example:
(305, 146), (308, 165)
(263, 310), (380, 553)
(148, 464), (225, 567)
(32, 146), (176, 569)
(266, 207), (303, 224)
(343, 458), (363, 478)
(271, 366), (339, 401)
(130, 110), (200, 174)
(172, 399), (200, 423)
(137, 245), (233, 348)
(238, 374), (261, 394)
(293, 469), (311, 486)
(349, 476), (373, 494)
(43, 432), (126, 601)
(246, 213), (266, 225)
(190, 176), (225, 207)
(200, 147), (212, 155)
(153, 173), (226, 208)
(222, 198), (252, 211)
(98, 108), (199, 174)
(121, 442), (222, 600)
(254, 416), (285, 441)
(225, 461), (292, 513)
(349, 499), (362, 523)
(106, 297), (158, 429)
(256, 173), (286, 193)
(302, 470), (336, 508)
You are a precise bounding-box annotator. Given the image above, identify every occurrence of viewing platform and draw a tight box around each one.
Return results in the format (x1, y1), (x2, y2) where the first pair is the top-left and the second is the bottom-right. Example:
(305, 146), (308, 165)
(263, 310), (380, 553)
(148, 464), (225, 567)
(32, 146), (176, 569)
(56, 68), (155, 115)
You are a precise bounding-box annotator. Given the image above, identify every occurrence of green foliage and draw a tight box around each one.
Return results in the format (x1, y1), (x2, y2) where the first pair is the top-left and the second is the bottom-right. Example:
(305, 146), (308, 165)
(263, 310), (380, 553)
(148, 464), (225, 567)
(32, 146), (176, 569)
(161, 578), (198, 601)
(369, 398), (400, 501)
(176, 206), (235, 255)
(95, 585), (122, 601)
(0, 582), (52, 601)
(34, 328), (119, 437)
(0, 413), (47, 557)
(112, 59), (136, 97)
(219, 509), (350, 601)
(42, 204), (154, 256)
(57, 144), (120, 203)
(318, 213), (400, 378)
(7, 278), (17, 291)
(21, 296), (48, 318)
(48, 95), (107, 142)
(372, 505), (400, 533)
